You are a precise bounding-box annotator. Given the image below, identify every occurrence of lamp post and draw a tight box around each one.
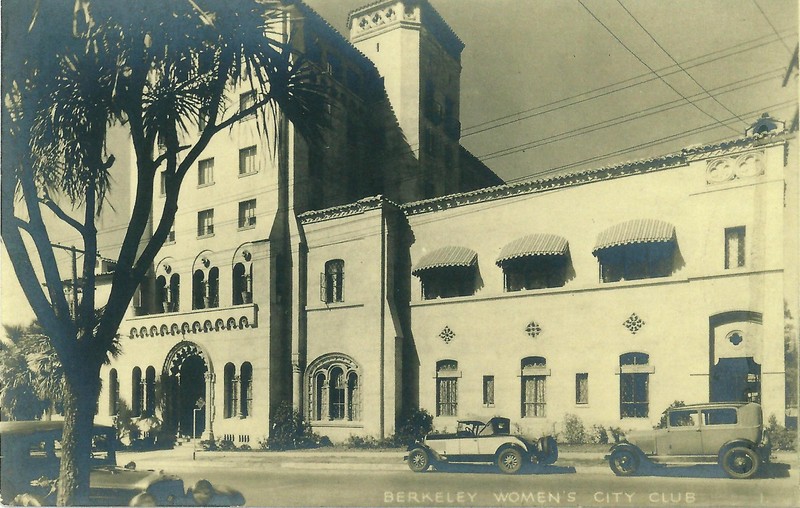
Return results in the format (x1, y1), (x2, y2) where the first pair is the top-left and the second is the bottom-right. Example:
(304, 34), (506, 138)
(193, 397), (205, 460)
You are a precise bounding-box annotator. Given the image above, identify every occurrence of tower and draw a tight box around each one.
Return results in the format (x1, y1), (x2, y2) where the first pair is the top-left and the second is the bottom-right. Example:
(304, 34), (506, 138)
(348, 0), (465, 198)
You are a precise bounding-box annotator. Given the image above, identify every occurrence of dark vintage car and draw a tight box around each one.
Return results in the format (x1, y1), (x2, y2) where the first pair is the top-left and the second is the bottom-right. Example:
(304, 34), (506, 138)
(406, 417), (558, 474)
(607, 402), (772, 479)
(0, 421), (244, 506)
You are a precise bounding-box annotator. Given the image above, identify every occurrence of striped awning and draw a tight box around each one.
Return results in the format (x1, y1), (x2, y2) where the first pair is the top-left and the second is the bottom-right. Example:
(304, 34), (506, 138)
(593, 219), (675, 254)
(495, 234), (569, 266)
(412, 246), (477, 275)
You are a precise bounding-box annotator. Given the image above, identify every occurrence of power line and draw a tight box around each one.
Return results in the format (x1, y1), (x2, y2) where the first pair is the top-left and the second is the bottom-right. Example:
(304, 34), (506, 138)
(578, 0), (740, 135)
(616, 0), (747, 125)
(752, 0), (794, 55)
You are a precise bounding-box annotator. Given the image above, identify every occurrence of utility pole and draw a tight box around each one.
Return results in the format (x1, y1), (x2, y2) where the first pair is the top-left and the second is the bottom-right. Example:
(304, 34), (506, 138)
(51, 244), (85, 318)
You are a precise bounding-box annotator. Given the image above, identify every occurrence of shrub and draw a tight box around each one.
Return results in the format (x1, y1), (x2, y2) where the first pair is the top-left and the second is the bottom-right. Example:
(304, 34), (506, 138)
(591, 424), (609, 444)
(217, 438), (237, 451)
(345, 434), (381, 449)
(608, 426), (626, 443)
(655, 400), (686, 429)
(768, 414), (797, 451)
(391, 408), (434, 447)
(199, 439), (217, 451)
(562, 414), (587, 444)
(266, 401), (329, 450)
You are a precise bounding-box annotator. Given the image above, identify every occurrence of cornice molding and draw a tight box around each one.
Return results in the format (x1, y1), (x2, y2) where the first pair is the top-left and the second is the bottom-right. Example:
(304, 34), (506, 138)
(298, 195), (401, 224)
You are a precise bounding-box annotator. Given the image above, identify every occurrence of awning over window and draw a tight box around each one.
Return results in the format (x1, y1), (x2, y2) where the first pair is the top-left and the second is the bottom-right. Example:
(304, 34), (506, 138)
(495, 234), (569, 266)
(593, 219), (675, 254)
(412, 246), (477, 275)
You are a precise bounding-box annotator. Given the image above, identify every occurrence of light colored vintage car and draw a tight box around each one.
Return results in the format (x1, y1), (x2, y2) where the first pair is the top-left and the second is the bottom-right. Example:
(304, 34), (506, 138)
(607, 402), (771, 479)
(0, 421), (244, 506)
(406, 417), (558, 474)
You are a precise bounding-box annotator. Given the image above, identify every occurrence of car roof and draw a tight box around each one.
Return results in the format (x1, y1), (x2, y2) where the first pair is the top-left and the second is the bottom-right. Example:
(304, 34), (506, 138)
(0, 420), (114, 436)
(666, 402), (756, 411)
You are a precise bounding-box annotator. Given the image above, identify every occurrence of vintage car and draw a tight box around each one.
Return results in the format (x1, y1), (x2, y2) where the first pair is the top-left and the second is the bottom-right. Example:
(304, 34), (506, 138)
(0, 421), (244, 506)
(406, 417), (558, 474)
(607, 402), (771, 479)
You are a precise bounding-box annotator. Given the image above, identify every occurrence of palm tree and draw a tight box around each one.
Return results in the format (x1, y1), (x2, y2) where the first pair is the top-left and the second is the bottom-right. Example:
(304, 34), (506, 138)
(2, 1), (320, 504)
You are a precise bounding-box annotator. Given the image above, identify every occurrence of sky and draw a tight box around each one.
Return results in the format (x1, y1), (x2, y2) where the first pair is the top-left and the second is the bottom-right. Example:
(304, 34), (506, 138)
(2, 0), (798, 327)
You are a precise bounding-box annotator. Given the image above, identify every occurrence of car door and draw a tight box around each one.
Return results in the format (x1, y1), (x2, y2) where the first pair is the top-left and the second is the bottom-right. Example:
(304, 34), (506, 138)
(663, 409), (702, 455)
(700, 407), (740, 455)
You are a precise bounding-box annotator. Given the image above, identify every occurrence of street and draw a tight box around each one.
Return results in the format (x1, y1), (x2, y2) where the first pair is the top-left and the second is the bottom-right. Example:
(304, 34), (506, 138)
(120, 449), (798, 506)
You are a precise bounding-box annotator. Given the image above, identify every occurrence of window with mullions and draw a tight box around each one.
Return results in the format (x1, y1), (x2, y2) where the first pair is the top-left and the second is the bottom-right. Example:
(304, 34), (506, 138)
(598, 243), (674, 283)
(239, 91), (256, 119)
(198, 158), (214, 186)
(197, 209), (214, 237)
(620, 352), (650, 418)
(436, 360), (459, 417)
(420, 267), (474, 299)
(521, 357), (547, 418)
(238, 199), (257, 229)
(483, 376), (495, 406)
(724, 226), (746, 269)
(239, 146), (258, 175)
(321, 259), (344, 303)
(307, 354), (360, 422)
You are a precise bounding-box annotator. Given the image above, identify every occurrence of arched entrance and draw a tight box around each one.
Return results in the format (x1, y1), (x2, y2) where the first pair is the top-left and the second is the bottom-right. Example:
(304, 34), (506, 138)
(709, 311), (762, 404)
(162, 341), (215, 440)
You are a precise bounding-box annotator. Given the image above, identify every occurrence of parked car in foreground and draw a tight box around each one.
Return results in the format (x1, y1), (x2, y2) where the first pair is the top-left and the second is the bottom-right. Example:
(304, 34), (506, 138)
(0, 421), (244, 506)
(607, 402), (771, 479)
(406, 416), (558, 474)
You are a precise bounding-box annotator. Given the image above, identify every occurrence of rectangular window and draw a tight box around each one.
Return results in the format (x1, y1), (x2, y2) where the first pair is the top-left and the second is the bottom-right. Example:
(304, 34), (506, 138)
(724, 226), (746, 269)
(620, 373), (649, 418)
(198, 158), (214, 186)
(239, 91), (256, 119)
(197, 209), (214, 237)
(436, 378), (458, 417)
(238, 199), (257, 229)
(239, 146), (258, 175)
(166, 224), (175, 244)
(702, 408), (738, 425)
(483, 376), (495, 406)
(575, 373), (589, 405)
(522, 376), (546, 417)
(159, 171), (167, 196)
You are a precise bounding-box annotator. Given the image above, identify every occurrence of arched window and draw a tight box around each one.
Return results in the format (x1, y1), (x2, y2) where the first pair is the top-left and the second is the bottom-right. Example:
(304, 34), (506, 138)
(436, 360), (459, 417)
(240, 362), (253, 418)
(132, 367), (143, 417)
(224, 363), (236, 419)
(156, 275), (168, 313)
(619, 352), (651, 418)
(321, 260), (344, 303)
(169, 274), (180, 312)
(233, 263), (253, 305)
(109, 369), (119, 415)
(521, 357), (548, 418)
(208, 267), (219, 308)
(306, 354), (360, 422)
(145, 367), (156, 417)
(193, 270), (206, 309)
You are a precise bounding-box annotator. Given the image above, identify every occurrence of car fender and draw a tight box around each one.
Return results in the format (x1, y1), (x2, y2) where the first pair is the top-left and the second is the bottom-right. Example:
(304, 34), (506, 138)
(406, 442), (443, 462)
(717, 439), (758, 462)
(495, 443), (528, 461)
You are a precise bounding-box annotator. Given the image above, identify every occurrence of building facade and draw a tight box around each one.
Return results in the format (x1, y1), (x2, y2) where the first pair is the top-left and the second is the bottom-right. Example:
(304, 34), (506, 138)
(98, 0), (797, 445)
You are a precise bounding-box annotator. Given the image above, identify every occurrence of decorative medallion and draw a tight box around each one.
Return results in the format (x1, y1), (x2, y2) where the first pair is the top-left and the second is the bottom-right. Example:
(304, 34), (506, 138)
(525, 321), (542, 338)
(727, 331), (744, 346)
(623, 313), (645, 334)
(439, 326), (455, 344)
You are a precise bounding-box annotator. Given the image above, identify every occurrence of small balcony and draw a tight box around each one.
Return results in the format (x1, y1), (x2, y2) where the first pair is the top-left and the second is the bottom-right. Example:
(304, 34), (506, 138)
(125, 303), (258, 340)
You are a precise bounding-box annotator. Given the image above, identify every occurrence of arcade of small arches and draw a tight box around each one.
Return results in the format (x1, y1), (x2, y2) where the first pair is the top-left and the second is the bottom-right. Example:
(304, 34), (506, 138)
(128, 316), (252, 339)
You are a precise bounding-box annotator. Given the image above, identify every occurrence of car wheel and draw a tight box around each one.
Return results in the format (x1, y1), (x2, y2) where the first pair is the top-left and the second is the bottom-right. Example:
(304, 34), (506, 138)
(609, 448), (640, 476)
(537, 436), (558, 465)
(496, 447), (524, 474)
(407, 448), (431, 473)
(720, 446), (760, 479)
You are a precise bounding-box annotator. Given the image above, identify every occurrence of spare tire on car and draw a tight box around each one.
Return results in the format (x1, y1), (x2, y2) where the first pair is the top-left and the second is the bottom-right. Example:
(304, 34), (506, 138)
(537, 436), (558, 465)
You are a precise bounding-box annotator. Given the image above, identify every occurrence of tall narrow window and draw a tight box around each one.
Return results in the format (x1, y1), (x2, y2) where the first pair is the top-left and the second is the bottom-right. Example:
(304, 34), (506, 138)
(197, 209), (214, 237)
(207, 267), (219, 308)
(239, 91), (256, 119)
(193, 270), (206, 310)
(239, 146), (258, 175)
(238, 200), (257, 229)
(159, 171), (167, 196)
(109, 369), (119, 415)
(233, 263), (252, 305)
(347, 372), (359, 421)
(321, 259), (344, 303)
(329, 367), (346, 420)
(240, 362), (253, 418)
(132, 367), (142, 417)
(521, 357), (547, 418)
(576, 373), (589, 405)
(166, 223), (175, 244)
(169, 274), (180, 312)
(198, 158), (214, 186)
(483, 376), (495, 406)
(145, 367), (156, 417)
(224, 363), (235, 419)
(436, 360), (459, 417)
(620, 353), (650, 418)
(156, 275), (168, 313)
(724, 226), (746, 269)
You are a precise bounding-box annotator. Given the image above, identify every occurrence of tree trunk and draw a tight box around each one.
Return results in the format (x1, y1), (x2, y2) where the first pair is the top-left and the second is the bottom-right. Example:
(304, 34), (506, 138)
(57, 362), (101, 506)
